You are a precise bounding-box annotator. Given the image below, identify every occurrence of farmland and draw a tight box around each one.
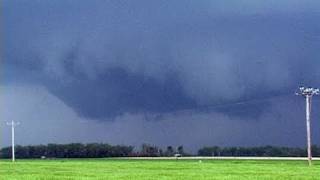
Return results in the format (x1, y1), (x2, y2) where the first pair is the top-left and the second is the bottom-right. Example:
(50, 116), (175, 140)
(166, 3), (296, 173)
(1, 158), (320, 179)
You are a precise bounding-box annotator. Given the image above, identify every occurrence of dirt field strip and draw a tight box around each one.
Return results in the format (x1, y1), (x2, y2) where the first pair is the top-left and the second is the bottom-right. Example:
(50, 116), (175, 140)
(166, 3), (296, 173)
(113, 156), (320, 161)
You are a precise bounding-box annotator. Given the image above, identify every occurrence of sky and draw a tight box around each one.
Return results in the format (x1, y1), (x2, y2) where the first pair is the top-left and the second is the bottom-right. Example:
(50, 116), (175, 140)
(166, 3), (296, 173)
(1, 0), (320, 152)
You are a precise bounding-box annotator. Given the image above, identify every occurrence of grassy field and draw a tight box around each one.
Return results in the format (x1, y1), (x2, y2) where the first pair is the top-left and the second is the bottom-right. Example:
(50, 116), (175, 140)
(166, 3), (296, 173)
(1, 158), (320, 180)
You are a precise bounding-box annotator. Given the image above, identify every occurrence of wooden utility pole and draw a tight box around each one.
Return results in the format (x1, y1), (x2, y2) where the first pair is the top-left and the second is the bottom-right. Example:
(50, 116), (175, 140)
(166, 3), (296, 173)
(296, 86), (319, 166)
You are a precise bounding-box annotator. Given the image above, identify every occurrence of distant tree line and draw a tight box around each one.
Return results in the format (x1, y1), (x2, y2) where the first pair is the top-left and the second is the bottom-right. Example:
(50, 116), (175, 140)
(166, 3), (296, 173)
(0, 143), (134, 159)
(139, 144), (185, 157)
(1, 143), (320, 158)
(198, 145), (320, 157)
(0, 143), (186, 159)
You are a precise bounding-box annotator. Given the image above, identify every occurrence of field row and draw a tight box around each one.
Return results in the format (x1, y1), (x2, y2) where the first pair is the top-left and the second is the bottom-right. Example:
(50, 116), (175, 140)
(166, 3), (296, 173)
(1, 159), (320, 179)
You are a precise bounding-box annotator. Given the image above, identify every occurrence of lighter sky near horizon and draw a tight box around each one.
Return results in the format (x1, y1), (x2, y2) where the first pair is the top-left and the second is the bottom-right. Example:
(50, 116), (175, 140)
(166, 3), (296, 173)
(1, 0), (320, 152)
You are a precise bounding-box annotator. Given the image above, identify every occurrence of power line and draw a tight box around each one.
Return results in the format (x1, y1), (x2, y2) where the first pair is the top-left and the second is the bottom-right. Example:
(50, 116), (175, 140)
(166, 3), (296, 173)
(169, 92), (293, 116)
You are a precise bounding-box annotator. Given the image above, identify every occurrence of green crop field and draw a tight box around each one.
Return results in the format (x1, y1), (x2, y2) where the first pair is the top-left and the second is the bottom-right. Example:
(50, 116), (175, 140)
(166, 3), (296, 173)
(1, 159), (320, 180)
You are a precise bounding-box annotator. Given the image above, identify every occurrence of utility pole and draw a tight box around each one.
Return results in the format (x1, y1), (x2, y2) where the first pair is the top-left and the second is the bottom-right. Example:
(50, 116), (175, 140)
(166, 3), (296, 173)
(6, 120), (20, 162)
(296, 86), (319, 166)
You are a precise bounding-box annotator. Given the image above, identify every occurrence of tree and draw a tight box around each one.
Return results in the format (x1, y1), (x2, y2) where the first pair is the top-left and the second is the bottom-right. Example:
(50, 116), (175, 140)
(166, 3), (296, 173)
(141, 144), (160, 157)
(198, 147), (214, 156)
(165, 146), (175, 156)
(177, 146), (184, 155)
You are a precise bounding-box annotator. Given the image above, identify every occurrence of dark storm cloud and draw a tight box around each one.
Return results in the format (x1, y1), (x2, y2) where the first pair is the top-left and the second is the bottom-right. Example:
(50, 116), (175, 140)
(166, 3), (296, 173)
(46, 68), (196, 118)
(3, 0), (320, 119)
